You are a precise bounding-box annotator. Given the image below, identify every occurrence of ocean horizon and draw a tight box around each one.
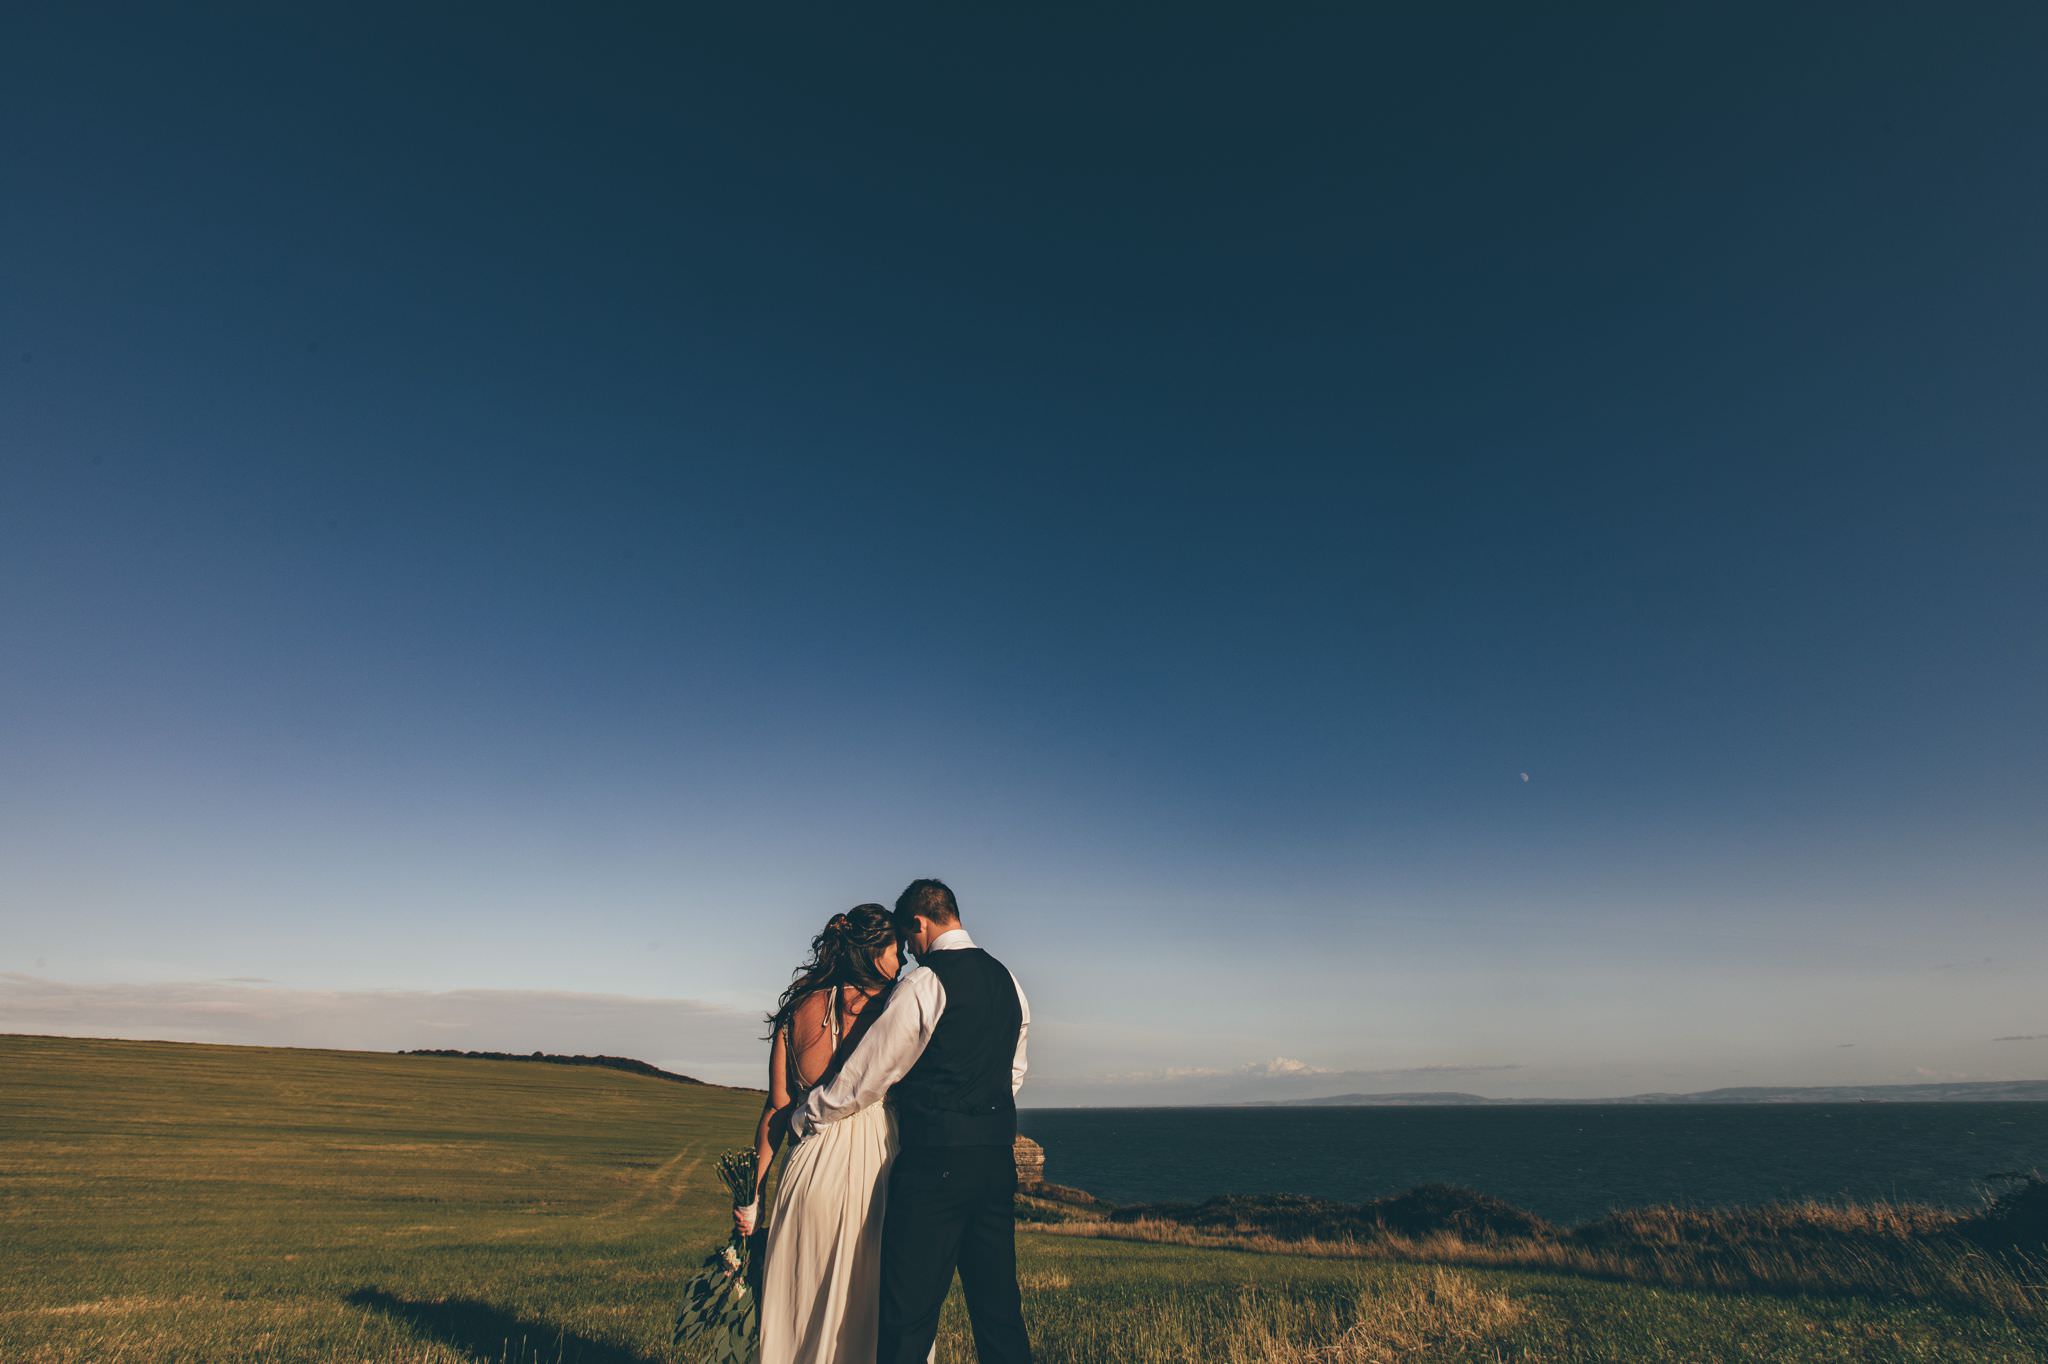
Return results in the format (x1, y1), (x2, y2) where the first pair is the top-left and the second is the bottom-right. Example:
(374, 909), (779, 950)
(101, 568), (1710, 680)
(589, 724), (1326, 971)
(1018, 1102), (2048, 1226)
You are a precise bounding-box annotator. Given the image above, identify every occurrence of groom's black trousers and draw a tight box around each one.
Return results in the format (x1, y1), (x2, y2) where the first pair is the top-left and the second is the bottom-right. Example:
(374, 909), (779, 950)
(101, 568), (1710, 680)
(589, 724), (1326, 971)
(876, 1143), (1031, 1364)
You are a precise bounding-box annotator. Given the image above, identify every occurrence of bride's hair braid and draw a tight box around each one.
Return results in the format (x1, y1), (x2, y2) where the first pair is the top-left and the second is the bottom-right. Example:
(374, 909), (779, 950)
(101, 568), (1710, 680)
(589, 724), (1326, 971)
(767, 903), (901, 1033)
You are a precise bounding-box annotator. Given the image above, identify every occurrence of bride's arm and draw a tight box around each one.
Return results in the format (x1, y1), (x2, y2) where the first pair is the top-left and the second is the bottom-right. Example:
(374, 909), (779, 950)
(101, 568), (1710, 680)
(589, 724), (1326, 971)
(737, 1028), (793, 1234)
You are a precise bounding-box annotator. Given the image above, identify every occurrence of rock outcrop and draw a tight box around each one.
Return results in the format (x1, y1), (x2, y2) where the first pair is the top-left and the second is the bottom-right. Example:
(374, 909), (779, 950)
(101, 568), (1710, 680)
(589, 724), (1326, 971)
(1013, 1134), (1046, 1189)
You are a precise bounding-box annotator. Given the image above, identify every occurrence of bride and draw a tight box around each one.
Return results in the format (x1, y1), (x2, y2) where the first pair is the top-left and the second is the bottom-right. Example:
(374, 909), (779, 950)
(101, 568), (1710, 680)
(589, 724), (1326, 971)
(736, 904), (910, 1364)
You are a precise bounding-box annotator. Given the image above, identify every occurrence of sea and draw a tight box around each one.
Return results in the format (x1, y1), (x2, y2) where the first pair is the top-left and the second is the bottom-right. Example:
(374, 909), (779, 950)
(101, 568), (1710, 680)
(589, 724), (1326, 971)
(1016, 1103), (2048, 1226)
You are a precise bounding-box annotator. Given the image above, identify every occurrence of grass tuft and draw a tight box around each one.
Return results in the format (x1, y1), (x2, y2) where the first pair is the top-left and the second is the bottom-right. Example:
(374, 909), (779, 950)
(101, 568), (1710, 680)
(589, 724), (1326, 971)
(1222, 1270), (1527, 1363)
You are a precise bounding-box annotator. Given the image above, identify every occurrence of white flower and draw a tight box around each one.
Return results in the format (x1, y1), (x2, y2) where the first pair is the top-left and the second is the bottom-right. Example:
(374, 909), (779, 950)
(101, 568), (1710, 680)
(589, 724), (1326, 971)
(720, 1246), (741, 1272)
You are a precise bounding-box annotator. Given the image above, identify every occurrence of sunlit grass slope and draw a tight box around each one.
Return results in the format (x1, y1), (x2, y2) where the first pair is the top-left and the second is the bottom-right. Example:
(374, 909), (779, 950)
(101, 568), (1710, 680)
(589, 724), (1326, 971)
(4, 1034), (2044, 1362)
(2, 1033), (756, 1362)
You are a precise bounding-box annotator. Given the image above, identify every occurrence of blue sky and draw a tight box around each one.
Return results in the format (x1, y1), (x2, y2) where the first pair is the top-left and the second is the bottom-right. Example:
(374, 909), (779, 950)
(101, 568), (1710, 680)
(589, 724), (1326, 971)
(4, 5), (2045, 1102)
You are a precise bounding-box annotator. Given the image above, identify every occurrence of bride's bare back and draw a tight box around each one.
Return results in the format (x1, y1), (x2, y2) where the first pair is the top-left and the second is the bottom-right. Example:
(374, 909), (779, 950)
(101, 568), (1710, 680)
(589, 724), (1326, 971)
(785, 985), (881, 1092)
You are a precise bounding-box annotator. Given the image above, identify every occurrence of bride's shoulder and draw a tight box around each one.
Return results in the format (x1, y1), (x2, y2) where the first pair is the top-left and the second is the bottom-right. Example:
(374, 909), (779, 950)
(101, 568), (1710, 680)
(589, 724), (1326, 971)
(786, 988), (830, 1028)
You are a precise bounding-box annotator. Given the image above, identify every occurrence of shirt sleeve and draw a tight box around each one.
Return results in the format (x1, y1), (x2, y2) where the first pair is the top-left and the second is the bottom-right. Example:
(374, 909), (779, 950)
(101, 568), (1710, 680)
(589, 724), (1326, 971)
(1010, 971), (1030, 1097)
(791, 966), (945, 1139)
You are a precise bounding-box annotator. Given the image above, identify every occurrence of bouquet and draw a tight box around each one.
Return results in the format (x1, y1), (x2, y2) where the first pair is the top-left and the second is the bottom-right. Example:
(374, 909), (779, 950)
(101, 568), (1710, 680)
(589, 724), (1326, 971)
(672, 1149), (762, 1363)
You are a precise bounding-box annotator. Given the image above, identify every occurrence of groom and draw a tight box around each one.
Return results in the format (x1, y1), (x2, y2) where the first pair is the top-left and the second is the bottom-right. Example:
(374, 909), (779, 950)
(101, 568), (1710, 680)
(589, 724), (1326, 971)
(791, 878), (1033, 1364)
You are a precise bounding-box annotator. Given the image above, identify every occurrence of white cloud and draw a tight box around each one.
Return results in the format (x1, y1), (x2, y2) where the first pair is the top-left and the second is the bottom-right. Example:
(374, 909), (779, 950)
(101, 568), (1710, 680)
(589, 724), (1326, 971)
(1083, 1058), (1517, 1086)
(1243, 1056), (1332, 1077)
(1045, 1056), (1522, 1106)
(1088, 1057), (1333, 1085)
(0, 973), (767, 1086)
(1911, 1066), (1984, 1081)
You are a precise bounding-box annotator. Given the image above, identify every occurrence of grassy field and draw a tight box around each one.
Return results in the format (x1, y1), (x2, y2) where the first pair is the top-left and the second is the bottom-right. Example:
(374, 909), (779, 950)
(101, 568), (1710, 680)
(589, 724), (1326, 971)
(3, 1034), (2044, 1363)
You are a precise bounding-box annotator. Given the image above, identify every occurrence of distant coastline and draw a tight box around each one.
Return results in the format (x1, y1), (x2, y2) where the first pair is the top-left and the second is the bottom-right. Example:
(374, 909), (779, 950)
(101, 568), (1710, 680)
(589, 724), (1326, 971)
(1255, 1078), (2048, 1106)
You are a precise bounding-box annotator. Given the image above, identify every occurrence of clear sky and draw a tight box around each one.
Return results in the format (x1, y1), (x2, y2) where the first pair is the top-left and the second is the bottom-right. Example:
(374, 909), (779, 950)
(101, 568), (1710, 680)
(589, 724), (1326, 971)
(4, 5), (2045, 1103)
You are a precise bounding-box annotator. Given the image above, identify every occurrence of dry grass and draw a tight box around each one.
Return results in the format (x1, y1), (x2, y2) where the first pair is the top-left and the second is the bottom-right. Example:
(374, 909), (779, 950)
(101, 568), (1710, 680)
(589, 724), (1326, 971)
(1018, 1269), (1075, 1292)
(1034, 1198), (2048, 1326)
(1221, 1270), (1527, 1363)
(951, 1262), (1535, 1364)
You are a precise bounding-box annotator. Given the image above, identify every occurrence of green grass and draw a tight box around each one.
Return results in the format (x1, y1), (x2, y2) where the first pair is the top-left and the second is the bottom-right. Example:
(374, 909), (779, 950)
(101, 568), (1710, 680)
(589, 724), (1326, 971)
(4, 1034), (2045, 1362)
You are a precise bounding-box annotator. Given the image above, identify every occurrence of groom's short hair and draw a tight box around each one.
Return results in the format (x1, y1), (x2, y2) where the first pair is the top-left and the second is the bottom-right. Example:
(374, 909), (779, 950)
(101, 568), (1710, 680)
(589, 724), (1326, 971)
(895, 878), (960, 929)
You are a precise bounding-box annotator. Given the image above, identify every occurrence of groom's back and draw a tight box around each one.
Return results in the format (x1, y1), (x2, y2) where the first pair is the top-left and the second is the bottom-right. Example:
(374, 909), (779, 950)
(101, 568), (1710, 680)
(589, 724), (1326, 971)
(891, 947), (1021, 1149)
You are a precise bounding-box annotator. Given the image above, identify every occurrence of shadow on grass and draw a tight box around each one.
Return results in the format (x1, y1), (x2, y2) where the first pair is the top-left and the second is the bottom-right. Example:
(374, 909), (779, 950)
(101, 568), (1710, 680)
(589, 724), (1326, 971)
(346, 1287), (662, 1364)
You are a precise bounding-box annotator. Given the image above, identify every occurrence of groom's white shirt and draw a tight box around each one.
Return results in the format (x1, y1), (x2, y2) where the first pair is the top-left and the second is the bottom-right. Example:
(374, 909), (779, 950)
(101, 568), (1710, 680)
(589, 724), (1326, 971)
(789, 928), (1029, 1140)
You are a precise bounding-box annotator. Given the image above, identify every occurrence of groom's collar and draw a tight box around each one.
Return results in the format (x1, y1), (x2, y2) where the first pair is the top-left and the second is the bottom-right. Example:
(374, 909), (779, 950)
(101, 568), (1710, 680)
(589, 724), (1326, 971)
(925, 927), (973, 953)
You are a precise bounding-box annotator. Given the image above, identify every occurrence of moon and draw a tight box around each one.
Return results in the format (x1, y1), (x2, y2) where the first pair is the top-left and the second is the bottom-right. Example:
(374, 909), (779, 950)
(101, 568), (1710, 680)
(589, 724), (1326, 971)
(1519, 772), (1530, 782)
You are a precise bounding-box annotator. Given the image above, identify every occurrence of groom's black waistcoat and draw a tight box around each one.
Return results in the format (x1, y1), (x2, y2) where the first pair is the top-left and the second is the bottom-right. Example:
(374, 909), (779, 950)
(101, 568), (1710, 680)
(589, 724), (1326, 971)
(891, 946), (1021, 1149)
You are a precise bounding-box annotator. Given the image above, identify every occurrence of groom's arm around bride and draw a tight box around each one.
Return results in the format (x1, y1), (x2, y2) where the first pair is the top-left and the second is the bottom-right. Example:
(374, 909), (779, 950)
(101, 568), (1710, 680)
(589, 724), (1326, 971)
(791, 879), (1032, 1364)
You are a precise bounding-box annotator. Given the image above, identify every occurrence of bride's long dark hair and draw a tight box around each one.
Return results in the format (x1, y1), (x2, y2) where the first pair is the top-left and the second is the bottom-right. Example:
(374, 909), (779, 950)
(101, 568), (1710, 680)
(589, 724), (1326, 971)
(767, 903), (902, 1034)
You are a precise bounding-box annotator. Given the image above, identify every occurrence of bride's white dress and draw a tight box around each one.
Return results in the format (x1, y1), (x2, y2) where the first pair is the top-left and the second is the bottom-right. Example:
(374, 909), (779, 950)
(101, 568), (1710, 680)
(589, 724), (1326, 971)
(757, 992), (907, 1364)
